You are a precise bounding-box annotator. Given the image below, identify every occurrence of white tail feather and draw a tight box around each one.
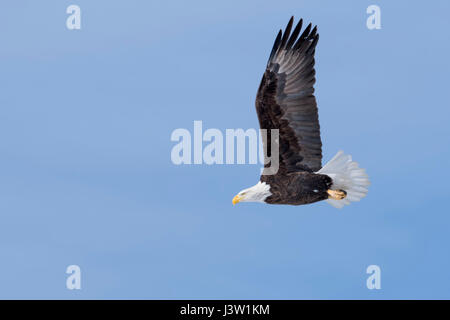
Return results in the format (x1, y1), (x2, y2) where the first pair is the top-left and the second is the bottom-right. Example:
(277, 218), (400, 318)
(317, 151), (370, 209)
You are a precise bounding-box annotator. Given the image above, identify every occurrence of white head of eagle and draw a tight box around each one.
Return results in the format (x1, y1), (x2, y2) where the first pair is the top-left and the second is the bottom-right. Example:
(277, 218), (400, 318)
(232, 17), (370, 208)
(233, 182), (272, 204)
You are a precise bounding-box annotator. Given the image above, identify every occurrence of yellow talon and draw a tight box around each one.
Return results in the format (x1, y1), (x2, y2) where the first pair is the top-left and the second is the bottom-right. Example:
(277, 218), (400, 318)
(327, 189), (347, 200)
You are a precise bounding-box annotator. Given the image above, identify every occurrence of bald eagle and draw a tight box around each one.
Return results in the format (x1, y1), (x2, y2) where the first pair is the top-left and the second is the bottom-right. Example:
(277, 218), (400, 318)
(232, 17), (369, 208)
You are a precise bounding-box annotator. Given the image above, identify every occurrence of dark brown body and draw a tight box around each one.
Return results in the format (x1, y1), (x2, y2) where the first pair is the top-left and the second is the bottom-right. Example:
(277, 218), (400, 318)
(261, 172), (332, 205)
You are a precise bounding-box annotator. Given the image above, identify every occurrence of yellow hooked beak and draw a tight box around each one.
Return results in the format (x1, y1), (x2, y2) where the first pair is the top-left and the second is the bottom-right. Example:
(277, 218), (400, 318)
(232, 194), (242, 205)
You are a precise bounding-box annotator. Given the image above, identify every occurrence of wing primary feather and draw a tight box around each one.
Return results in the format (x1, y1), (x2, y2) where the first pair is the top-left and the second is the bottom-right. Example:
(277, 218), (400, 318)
(307, 26), (318, 40)
(286, 18), (303, 49)
(306, 34), (319, 55)
(279, 16), (294, 50)
(294, 23), (312, 50)
(268, 29), (282, 63)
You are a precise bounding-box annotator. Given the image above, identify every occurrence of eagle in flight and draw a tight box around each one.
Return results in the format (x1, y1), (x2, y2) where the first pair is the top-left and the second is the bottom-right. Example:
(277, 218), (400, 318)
(232, 17), (369, 208)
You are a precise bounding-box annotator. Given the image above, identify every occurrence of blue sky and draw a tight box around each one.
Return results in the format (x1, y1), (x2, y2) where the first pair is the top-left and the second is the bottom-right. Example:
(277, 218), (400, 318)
(0, 0), (449, 299)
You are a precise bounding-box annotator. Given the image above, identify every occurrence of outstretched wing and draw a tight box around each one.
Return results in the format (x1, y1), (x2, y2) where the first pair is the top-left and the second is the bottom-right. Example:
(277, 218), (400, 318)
(256, 17), (322, 173)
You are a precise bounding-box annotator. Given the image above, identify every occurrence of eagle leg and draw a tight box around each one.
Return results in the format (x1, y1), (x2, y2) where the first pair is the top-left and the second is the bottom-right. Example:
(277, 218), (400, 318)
(327, 189), (347, 200)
